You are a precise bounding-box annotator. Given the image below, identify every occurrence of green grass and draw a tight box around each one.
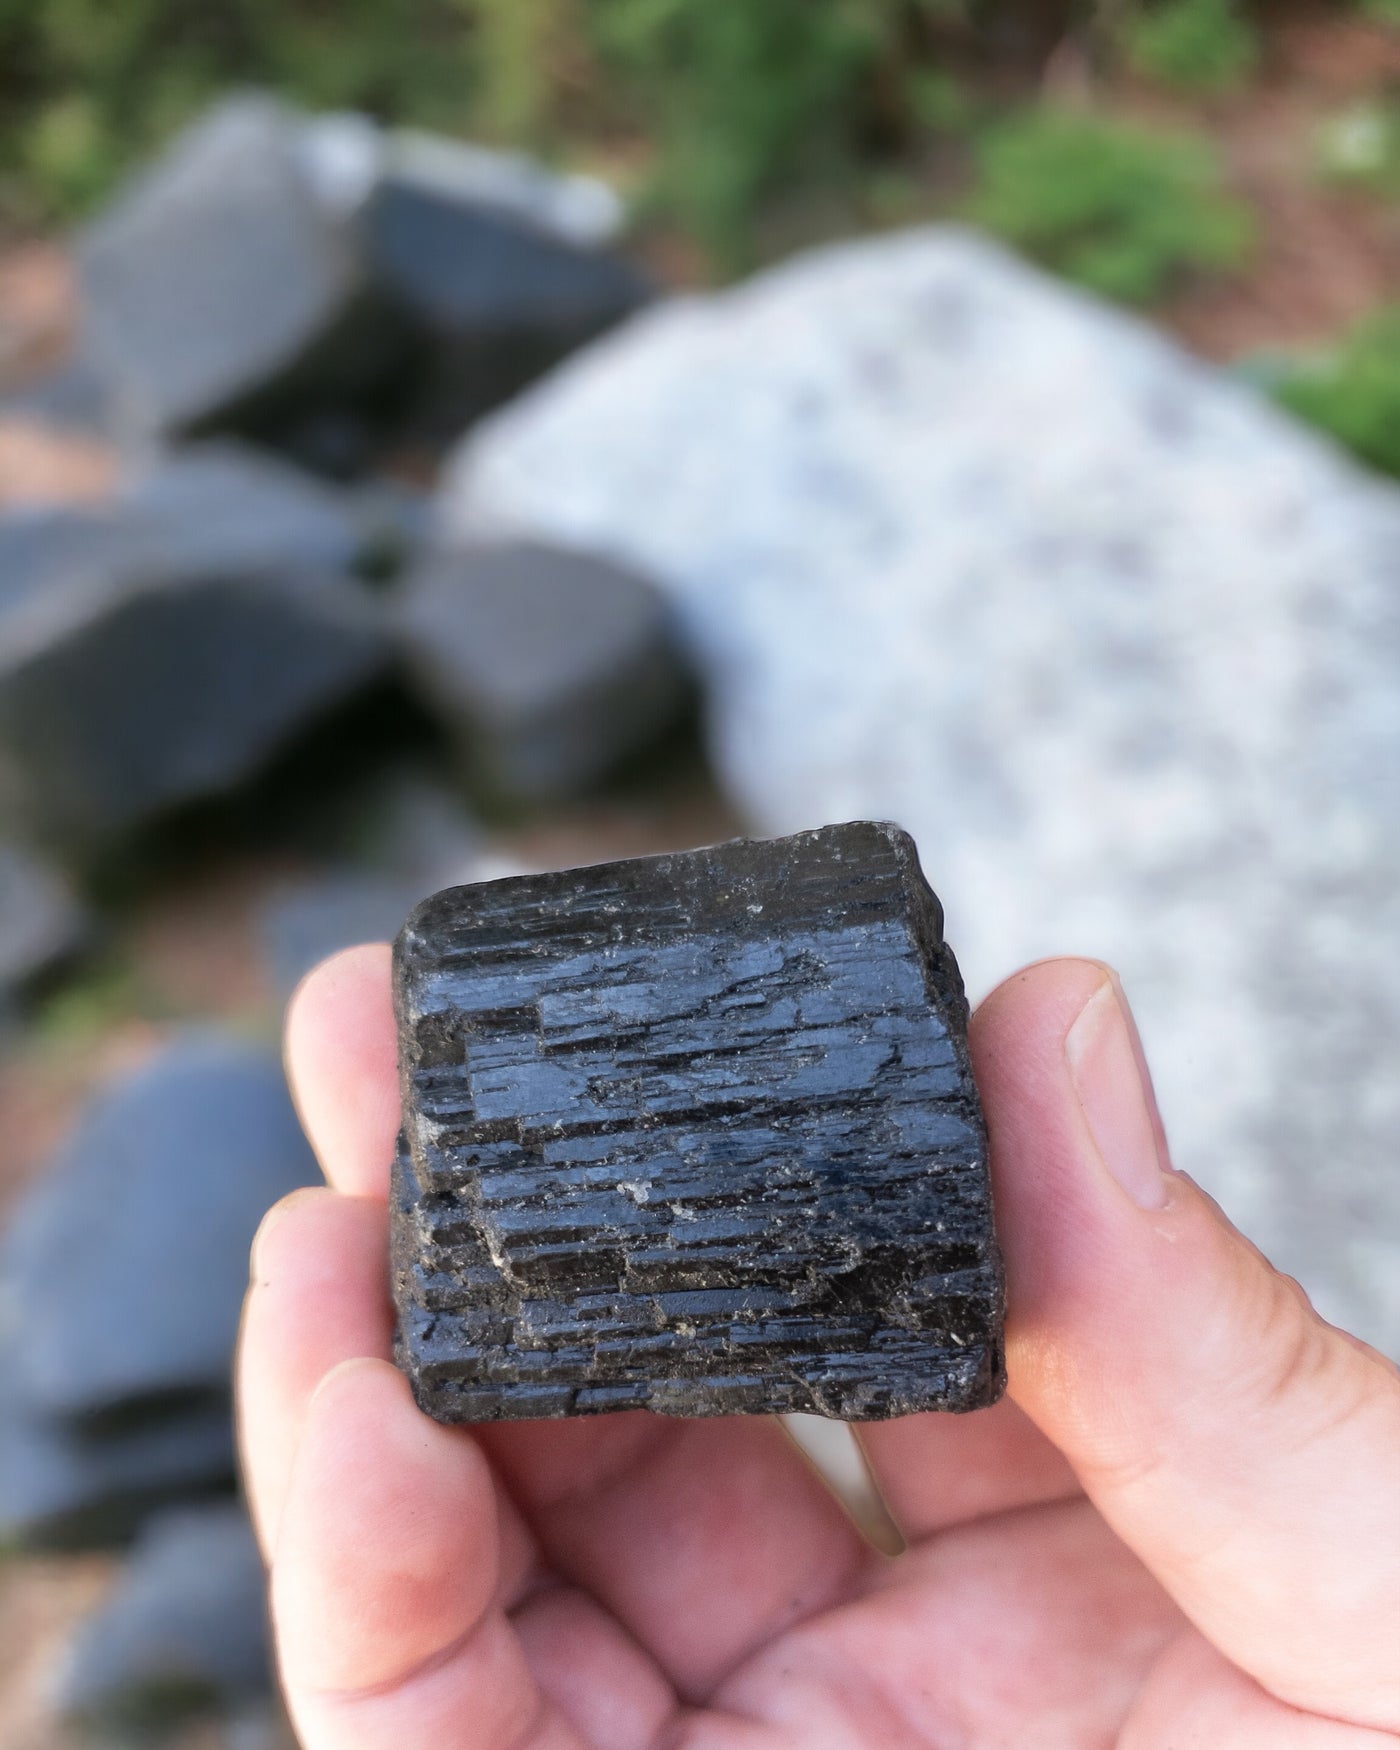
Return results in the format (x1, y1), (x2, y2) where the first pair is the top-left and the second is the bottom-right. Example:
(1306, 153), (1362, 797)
(966, 107), (1253, 304)
(1125, 0), (1258, 94)
(1272, 307), (1400, 480)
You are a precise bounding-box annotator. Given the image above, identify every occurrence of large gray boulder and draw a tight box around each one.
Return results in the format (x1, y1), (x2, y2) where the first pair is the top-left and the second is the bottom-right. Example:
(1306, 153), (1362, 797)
(0, 444), (386, 853)
(440, 227), (1400, 1357)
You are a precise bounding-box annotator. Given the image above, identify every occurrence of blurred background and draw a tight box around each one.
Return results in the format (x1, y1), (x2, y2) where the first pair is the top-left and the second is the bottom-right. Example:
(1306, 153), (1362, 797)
(1, 2), (1398, 1744)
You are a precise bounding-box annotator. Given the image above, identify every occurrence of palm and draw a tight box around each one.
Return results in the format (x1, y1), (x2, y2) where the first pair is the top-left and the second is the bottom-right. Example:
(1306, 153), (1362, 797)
(462, 1406), (1181, 1748)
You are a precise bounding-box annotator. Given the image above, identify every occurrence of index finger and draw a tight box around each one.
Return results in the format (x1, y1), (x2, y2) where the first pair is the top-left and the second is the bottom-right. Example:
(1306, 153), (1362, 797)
(284, 943), (399, 1199)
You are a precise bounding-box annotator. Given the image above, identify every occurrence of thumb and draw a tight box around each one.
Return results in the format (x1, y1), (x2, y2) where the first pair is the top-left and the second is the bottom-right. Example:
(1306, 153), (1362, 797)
(974, 959), (1400, 1735)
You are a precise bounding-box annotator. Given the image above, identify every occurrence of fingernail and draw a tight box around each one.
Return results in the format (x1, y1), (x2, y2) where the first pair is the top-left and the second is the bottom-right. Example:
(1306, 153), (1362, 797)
(1065, 974), (1170, 1211)
(249, 1188), (320, 1284)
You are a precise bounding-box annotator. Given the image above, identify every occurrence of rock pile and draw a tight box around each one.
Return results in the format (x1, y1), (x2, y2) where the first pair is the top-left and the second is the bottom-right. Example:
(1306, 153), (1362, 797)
(0, 95), (696, 1740)
(0, 97), (691, 1011)
(0, 1039), (319, 1725)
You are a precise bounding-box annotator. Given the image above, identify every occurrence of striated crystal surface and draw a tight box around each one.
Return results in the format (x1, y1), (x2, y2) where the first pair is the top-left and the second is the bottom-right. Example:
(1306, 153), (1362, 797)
(391, 821), (1004, 1421)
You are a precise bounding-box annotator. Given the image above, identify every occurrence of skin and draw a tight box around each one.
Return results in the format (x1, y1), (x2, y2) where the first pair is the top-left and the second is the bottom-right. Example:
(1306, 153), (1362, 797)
(237, 947), (1400, 1749)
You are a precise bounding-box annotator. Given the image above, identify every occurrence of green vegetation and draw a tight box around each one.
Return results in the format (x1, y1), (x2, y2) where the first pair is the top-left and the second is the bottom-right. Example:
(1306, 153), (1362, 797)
(1273, 308), (1400, 481)
(1, 0), (1382, 304)
(0, 0), (476, 220)
(966, 108), (1253, 304)
(589, 0), (911, 261)
(1125, 0), (1258, 94)
(0, 0), (965, 257)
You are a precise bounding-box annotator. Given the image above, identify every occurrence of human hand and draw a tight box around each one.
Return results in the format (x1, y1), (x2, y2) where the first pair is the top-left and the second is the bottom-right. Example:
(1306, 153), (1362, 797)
(238, 948), (1400, 1748)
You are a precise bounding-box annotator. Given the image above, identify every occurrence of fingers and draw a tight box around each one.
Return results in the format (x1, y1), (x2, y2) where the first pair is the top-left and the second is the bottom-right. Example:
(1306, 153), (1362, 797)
(977, 958), (1400, 1733)
(274, 1358), (582, 1750)
(284, 944), (399, 1200)
(238, 1188), (394, 1554)
(856, 1396), (1079, 1542)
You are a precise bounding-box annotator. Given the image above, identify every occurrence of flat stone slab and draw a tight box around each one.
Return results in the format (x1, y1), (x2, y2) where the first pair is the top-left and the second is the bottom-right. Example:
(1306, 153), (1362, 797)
(0, 1037), (320, 1422)
(392, 821), (1003, 1422)
(55, 1502), (270, 1731)
(0, 1350), (235, 1551)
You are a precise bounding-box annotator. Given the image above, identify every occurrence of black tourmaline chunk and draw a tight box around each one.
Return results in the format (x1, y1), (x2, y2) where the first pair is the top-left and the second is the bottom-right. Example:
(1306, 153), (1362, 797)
(391, 821), (1004, 1422)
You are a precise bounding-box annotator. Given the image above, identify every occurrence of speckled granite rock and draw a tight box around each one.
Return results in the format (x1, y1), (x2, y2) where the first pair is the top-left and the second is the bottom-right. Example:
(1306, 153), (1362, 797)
(440, 227), (1400, 1358)
(392, 821), (1003, 1421)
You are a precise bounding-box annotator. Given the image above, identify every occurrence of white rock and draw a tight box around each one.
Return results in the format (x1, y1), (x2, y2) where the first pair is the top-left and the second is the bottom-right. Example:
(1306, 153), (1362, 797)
(441, 227), (1400, 1356)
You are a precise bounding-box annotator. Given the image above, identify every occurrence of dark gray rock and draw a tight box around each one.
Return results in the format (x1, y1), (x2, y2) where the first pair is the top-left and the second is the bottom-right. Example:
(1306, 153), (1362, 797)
(359, 768), (482, 882)
(0, 841), (88, 1001)
(0, 1036), (319, 1423)
(367, 140), (651, 446)
(261, 870), (426, 1003)
(0, 447), (385, 853)
(123, 441), (370, 576)
(0, 1352), (234, 1551)
(0, 501), (121, 619)
(392, 821), (1004, 1422)
(77, 94), (647, 464)
(77, 95), (406, 444)
(55, 1503), (270, 1732)
(259, 767), (482, 1000)
(394, 541), (690, 799)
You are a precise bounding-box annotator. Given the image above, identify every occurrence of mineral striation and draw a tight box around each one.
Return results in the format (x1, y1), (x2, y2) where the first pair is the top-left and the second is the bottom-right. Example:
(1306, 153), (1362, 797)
(391, 821), (1004, 1421)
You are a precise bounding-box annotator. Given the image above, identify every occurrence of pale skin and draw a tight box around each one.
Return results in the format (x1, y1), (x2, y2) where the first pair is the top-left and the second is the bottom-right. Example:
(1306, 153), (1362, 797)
(237, 946), (1400, 1749)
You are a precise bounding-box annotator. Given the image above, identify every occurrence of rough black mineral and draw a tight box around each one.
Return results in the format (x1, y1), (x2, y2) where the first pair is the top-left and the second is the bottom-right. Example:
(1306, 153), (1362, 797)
(392, 821), (1004, 1422)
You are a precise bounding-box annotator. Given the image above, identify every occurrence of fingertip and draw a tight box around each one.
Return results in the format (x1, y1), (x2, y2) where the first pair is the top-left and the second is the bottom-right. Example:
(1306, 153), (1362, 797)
(249, 1185), (340, 1285)
(284, 942), (398, 1199)
(971, 956), (1114, 1068)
